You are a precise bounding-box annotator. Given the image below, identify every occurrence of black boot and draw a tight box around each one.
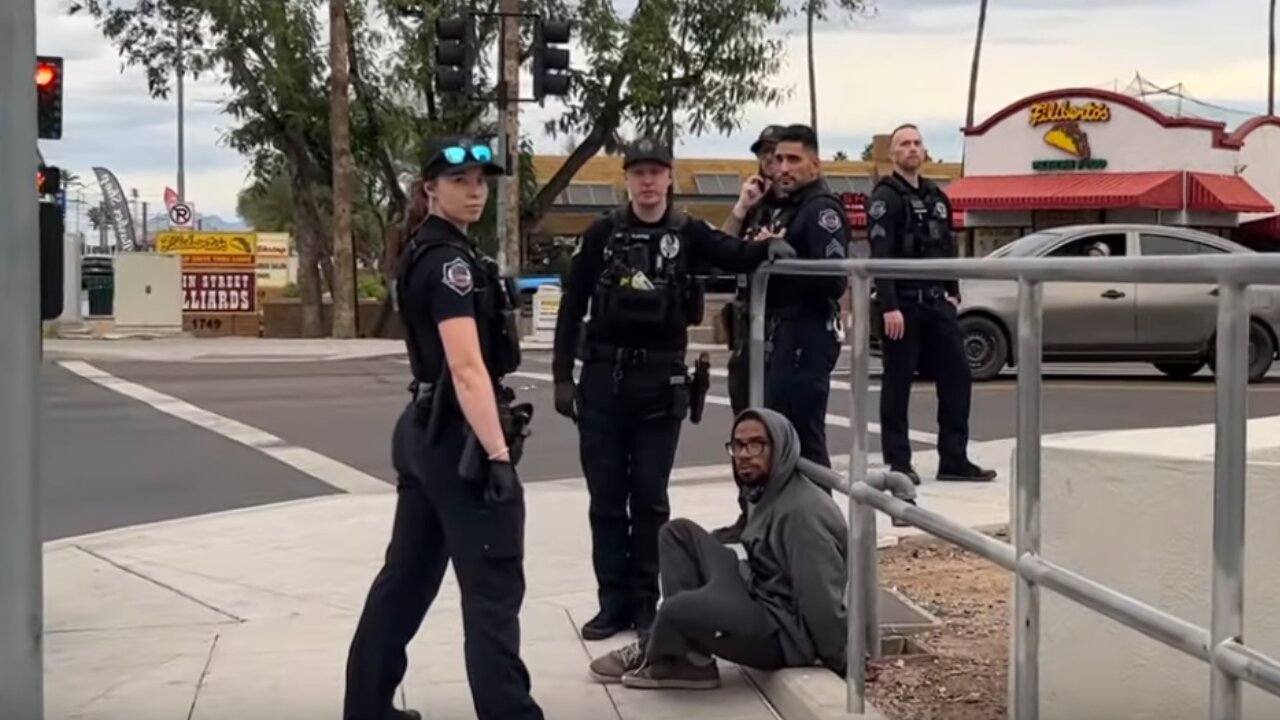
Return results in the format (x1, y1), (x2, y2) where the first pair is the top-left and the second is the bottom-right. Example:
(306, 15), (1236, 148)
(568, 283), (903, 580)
(581, 605), (634, 641)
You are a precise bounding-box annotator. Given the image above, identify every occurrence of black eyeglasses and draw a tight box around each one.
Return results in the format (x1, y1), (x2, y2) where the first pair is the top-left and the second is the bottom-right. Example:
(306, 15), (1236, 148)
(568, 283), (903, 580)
(725, 439), (768, 458)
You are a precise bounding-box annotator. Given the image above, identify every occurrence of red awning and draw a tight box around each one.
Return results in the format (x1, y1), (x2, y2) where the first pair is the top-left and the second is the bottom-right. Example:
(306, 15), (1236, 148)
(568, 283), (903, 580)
(1186, 172), (1274, 213)
(944, 171), (1184, 211)
(1240, 214), (1280, 236)
(944, 171), (1274, 214)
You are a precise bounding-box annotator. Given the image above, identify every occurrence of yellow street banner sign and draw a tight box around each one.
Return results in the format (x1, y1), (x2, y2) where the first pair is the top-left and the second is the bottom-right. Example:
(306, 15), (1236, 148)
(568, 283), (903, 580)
(156, 231), (257, 256)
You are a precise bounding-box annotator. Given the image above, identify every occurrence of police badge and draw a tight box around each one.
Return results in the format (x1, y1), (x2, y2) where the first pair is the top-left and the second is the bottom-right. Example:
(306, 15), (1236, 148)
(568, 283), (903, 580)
(935, 201), (948, 219)
(659, 233), (681, 258)
(868, 200), (887, 220)
(819, 208), (842, 233)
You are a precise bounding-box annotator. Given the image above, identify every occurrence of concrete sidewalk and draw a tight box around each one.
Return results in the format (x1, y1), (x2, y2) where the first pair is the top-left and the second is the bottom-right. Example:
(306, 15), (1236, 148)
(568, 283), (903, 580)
(42, 441), (1015, 720)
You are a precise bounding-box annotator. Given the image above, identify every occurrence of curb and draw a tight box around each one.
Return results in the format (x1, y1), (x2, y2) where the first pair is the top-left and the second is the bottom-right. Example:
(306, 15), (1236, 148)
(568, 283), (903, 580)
(745, 667), (887, 720)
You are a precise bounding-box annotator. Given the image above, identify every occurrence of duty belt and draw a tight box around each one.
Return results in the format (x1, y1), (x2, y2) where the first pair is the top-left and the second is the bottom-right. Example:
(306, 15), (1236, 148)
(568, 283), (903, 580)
(898, 285), (949, 304)
(581, 343), (685, 366)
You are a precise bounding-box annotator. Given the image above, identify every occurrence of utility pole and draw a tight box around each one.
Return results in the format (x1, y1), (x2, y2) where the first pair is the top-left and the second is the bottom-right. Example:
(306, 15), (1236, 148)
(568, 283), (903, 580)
(175, 1), (186, 203)
(497, 0), (521, 277)
(1, 1), (46, 718)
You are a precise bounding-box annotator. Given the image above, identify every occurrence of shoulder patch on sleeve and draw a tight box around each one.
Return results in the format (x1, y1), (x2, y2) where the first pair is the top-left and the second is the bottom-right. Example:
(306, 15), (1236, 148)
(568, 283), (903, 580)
(868, 200), (887, 220)
(818, 208), (843, 233)
(441, 256), (474, 296)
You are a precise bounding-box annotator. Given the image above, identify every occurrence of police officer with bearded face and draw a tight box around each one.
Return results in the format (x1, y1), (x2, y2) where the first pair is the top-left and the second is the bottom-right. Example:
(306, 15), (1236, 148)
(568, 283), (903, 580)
(552, 137), (794, 641)
(868, 124), (996, 485)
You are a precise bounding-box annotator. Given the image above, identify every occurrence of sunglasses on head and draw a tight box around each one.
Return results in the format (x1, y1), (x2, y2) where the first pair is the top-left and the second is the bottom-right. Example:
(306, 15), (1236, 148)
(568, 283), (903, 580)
(441, 144), (494, 165)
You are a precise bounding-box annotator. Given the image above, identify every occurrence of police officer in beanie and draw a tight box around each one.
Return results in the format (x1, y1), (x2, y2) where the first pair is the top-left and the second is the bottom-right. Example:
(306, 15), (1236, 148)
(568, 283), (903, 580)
(552, 136), (795, 641)
(344, 138), (543, 720)
(868, 124), (996, 485)
(758, 124), (850, 470)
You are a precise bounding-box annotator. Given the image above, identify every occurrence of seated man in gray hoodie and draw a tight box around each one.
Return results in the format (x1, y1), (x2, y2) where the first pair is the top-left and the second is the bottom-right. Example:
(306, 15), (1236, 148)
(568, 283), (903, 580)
(588, 407), (848, 689)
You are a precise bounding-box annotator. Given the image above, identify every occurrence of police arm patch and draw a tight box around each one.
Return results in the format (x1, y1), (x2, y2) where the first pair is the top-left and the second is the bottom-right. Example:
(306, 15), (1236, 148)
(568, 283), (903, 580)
(441, 257), (474, 296)
(868, 200), (887, 220)
(818, 208), (843, 233)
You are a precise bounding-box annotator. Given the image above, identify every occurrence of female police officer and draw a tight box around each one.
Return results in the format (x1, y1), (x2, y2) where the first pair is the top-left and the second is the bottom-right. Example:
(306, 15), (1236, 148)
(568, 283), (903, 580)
(344, 138), (544, 720)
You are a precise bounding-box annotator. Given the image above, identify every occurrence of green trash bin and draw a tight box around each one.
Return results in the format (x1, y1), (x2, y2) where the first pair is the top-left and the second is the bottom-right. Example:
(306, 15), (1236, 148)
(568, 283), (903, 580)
(83, 261), (114, 317)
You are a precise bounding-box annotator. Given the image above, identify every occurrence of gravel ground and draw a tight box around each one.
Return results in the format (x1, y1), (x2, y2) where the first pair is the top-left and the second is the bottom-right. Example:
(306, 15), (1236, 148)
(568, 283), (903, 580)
(867, 529), (1012, 720)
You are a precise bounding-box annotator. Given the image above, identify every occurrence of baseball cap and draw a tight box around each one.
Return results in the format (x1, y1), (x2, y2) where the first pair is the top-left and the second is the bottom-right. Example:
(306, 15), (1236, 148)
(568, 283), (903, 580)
(422, 138), (504, 180)
(623, 137), (673, 169)
(750, 125), (786, 154)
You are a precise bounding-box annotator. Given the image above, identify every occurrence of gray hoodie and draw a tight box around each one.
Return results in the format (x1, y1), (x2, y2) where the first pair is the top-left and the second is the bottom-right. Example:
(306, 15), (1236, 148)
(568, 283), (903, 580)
(737, 408), (849, 674)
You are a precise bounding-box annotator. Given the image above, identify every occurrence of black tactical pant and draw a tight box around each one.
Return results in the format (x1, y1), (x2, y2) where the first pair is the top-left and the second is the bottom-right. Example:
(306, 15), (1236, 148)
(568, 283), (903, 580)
(879, 296), (973, 473)
(764, 309), (840, 468)
(344, 408), (543, 720)
(645, 519), (787, 669)
(577, 354), (688, 622)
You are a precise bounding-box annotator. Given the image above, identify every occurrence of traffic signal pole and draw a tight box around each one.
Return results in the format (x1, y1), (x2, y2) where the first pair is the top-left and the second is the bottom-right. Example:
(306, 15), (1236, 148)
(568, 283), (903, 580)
(0, 1), (47, 719)
(496, 0), (521, 278)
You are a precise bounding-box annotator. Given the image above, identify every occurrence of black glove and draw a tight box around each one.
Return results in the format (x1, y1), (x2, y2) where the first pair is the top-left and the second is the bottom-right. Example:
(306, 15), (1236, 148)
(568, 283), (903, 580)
(554, 381), (577, 422)
(767, 240), (797, 261)
(485, 460), (522, 504)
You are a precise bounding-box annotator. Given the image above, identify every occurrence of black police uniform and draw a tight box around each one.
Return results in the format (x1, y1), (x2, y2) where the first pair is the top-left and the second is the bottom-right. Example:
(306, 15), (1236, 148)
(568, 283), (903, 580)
(761, 177), (851, 468)
(553, 144), (786, 639)
(725, 193), (787, 414)
(344, 214), (544, 720)
(867, 172), (995, 483)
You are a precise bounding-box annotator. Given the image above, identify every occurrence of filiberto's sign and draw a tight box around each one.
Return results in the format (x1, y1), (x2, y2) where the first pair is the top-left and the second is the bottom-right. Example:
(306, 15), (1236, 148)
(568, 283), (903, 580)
(1028, 100), (1111, 172)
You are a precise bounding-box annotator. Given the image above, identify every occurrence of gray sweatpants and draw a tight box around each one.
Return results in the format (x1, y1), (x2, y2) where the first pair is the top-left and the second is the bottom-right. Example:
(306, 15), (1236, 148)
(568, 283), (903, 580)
(644, 519), (788, 669)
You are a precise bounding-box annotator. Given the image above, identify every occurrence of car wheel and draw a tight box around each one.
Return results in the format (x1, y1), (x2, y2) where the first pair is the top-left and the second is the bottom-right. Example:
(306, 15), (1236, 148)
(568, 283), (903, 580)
(1208, 322), (1276, 382)
(1153, 361), (1204, 380)
(959, 315), (1007, 381)
(1249, 323), (1276, 382)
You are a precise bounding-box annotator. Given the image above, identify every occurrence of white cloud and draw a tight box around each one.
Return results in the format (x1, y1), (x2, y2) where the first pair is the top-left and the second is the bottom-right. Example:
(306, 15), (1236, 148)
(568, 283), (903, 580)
(36, 0), (1277, 222)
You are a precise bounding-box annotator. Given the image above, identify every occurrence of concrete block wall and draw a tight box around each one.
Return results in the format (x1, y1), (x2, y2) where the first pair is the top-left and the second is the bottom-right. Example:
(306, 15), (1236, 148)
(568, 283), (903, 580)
(1036, 446), (1280, 719)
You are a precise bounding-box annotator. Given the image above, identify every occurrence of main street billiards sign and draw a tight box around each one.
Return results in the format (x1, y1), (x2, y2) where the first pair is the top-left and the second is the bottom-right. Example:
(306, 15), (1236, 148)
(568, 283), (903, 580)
(1028, 100), (1110, 172)
(182, 271), (257, 313)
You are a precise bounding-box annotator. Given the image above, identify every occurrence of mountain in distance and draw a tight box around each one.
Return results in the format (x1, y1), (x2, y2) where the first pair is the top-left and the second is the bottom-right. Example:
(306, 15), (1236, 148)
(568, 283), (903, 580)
(144, 212), (249, 232)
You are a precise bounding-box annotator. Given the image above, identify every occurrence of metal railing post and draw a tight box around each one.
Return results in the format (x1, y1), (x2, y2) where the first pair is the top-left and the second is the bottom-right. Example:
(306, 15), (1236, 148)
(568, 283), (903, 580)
(847, 272), (874, 713)
(1210, 282), (1248, 720)
(748, 271), (769, 409)
(1014, 277), (1044, 720)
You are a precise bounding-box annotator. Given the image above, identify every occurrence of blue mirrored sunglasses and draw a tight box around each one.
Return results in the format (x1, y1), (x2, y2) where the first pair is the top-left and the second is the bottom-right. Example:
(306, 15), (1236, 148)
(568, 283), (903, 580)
(441, 145), (493, 165)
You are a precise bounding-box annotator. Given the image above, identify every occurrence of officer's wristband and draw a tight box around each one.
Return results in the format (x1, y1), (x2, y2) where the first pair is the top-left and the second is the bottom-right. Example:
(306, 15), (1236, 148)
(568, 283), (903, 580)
(488, 447), (510, 461)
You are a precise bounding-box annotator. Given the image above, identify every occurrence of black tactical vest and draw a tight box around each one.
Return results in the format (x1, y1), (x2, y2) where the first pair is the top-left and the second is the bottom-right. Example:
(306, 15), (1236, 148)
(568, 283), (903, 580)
(877, 175), (952, 260)
(590, 208), (705, 337)
(396, 234), (522, 384)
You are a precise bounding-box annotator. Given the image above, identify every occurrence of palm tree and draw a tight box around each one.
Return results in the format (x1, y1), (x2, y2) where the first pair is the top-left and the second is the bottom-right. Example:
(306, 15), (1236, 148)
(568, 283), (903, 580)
(807, 0), (818, 133)
(966, 0), (990, 129)
(329, 0), (357, 338)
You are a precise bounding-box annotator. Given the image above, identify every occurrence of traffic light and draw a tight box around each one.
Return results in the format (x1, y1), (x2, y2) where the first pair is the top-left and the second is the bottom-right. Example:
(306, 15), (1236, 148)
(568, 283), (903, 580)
(36, 56), (63, 140)
(435, 15), (475, 93)
(532, 18), (571, 101)
(37, 166), (62, 196)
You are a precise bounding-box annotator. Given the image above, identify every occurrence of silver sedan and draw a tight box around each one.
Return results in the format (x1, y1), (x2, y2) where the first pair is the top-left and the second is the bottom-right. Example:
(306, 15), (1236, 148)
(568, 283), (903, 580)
(956, 224), (1280, 382)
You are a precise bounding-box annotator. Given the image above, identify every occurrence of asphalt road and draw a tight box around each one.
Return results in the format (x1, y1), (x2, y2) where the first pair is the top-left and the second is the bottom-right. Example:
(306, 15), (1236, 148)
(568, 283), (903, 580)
(39, 352), (1280, 541)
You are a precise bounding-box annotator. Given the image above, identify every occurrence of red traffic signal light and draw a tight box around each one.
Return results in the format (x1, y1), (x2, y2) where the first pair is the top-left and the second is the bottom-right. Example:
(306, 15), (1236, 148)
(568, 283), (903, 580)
(36, 56), (64, 140)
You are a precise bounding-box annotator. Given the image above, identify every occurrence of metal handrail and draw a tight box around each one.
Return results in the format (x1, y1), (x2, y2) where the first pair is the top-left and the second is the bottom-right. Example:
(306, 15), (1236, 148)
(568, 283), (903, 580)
(747, 253), (1280, 720)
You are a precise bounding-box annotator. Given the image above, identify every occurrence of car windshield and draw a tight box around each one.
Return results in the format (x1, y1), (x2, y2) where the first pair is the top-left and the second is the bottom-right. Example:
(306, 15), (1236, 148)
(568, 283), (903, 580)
(986, 231), (1065, 258)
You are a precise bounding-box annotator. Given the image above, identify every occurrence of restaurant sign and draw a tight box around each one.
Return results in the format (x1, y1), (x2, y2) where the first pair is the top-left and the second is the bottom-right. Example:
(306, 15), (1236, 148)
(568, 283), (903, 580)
(182, 271), (257, 313)
(1029, 100), (1110, 171)
(157, 231), (257, 257)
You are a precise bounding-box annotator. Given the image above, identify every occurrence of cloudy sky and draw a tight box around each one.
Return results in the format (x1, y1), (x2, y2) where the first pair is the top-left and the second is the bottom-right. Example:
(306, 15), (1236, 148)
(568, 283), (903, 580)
(36, 0), (1276, 229)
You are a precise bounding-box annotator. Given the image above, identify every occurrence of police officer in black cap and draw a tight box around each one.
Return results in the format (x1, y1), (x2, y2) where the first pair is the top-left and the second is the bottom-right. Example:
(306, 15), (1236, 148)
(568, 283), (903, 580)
(868, 124), (996, 485)
(344, 138), (543, 720)
(758, 124), (850, 469)
(552, 136), (794, 641)
(710, 124), (788, 544)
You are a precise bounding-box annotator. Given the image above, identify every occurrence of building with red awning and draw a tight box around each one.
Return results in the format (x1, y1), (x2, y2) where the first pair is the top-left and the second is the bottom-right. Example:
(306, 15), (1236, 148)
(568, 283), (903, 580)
(947, 88), (1279, 255)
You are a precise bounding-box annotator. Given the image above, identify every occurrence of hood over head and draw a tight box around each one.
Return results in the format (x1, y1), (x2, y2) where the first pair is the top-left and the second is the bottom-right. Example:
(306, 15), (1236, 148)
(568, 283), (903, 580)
(733, 407), (801, 503)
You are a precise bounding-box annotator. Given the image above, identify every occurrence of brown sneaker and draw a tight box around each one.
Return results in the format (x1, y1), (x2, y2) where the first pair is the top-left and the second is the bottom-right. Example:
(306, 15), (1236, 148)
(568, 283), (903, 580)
(621, 658), (721, 690)
(588, 641), (646, 684)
